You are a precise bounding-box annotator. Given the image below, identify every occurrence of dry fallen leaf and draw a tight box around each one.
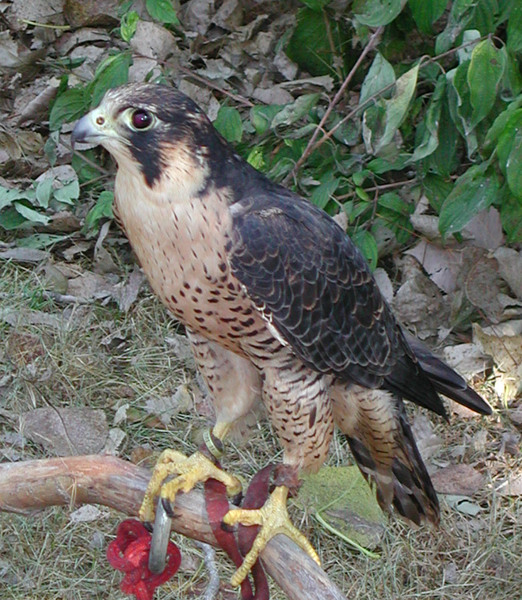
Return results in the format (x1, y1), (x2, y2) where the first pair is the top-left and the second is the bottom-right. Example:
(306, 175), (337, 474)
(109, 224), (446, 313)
(144, 384), (192, 427)
(70, 505), (107, 523)
(0, 308), (63, 330)
(473, 321), (522, 398)
(22, 407), (108, 455)
(412, 414), (443, 464)
(405, 240), (462, 294)
(0, 247), (49, 264)
(393, 256), (450, 339)
(115, 266), (146, 312)
(431, 464), (486, 496)
(496, 473), (522, 497)
(462, 207), (504, 250)
(464, 252), (505, 323)
(442, 343), (492, 380)
(493, 247), (522, 301)
(6, 332), (45, 366)
(67, 270), (118, 302)
(508, 404), (522, 429)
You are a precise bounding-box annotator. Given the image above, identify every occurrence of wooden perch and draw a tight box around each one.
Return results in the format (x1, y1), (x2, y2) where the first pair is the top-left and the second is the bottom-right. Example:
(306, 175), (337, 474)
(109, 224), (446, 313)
(0, 456), (347, 600)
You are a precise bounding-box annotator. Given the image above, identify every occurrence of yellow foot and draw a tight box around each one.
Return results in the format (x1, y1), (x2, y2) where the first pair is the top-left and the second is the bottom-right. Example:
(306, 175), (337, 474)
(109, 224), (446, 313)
(139, 449), (242, 522)
(223, 485), (320, 587)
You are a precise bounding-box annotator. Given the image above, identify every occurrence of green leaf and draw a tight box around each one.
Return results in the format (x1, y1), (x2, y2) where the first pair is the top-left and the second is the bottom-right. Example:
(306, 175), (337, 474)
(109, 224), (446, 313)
(409, 76), (445, 162)
(483, 101), (522, 155)
(250, 105), (284, 134)
(14, 202), (50, 225)
(366, 153), (410, 174)
(352, 229), (379, 270)
(49, 87), (89, 131)
(353, 0), (404, 27)
(362, 104), (385, 153)
(446, 64), (478, 156)
(377, 192), (413, 216)
(408, 0), (447, 33)
(72, 150), (104, 185)
(286, 8), (343, 77)
(246, 147), (265, 170)
(310, 173), (340, 209)
(469, 0), (501, 35)
(507, 3), (522, 53)
(85, 190), (114, 231)
(90, 52), (132, 107)
(506, 129), (522, 201)
(496, 109), (522, 177)
(467, 39), (505, 127)
(17, 233), (69, 249)
(435, 0), (476, 54)
(376, 192), (414, 243)
(423, 174), (454, 213)
(425, 92), (458, 176)
(352, 171), (369, 187)
(457, 29), (481, 64)
(145, 0), (180, 24)
(371, 64), (420, 154)
(503, 49), (522, 97)
(44, 131), (60, 167)
(280, 122), (317, 140)
(354, 187), (370, 202)
(359, 53), (395, 107)
(500, 192), (522, 243)
(0, 186), (31, 210)
(54, 179), (80, 204)
(296, 467), (385, 554)
(300, 0), (331, 9)
(35, 178), (53, 208)
(120, 10), (139, 42)
(327, 112), (360, 146)
(213, 106), (243, 143)
(439, 165), (500, 236)
(271, 94), (320, 131)
(0, 207), (27, 230)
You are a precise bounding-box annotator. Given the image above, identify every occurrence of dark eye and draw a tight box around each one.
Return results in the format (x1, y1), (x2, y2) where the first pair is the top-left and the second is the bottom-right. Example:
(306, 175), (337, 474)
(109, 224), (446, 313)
(131, 109), (153, 130)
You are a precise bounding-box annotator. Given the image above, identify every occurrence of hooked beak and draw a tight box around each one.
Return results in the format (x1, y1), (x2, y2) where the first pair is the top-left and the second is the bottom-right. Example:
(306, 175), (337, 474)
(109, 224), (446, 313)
(71, 108), (116, 149)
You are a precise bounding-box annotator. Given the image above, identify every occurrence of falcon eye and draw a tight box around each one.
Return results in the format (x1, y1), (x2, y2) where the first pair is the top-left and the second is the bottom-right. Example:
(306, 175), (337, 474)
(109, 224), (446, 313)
(131, 109), (153, 130)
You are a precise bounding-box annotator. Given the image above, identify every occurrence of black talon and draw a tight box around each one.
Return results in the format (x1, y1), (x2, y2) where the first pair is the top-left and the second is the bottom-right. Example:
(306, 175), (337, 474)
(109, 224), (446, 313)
(221, 521), (235, 533)
(162, 497), (176, 518)
(143, 521), (154, 533)
(231, 491), (243, 506)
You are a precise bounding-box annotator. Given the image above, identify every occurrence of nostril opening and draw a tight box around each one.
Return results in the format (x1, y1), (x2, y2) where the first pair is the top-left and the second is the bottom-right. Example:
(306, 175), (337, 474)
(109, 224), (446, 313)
(96, 116), (105, 126)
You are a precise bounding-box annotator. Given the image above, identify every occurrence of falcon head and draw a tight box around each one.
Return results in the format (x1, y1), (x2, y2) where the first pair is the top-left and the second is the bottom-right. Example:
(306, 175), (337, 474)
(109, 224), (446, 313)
(72, 83), (236, 193)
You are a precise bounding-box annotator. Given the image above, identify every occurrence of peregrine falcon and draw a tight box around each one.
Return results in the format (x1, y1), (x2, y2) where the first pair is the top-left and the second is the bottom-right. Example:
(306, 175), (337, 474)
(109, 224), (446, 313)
(72, 83), (491, 586)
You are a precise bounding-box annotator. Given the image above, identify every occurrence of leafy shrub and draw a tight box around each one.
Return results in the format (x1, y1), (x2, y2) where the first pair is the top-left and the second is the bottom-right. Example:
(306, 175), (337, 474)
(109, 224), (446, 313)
(54, 0), (521, 260)
(246, 0), (522, 254)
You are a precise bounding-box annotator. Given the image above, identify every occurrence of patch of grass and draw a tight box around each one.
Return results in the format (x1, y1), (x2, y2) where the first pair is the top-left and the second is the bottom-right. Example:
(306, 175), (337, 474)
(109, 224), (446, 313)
(0, 261), (520, 599)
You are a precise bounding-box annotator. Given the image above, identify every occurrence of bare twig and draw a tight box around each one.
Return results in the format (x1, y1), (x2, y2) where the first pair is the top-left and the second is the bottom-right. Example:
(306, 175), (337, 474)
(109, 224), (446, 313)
(284, 32), (490, 186)
(285, 26), (384, 185)
(0, 456), (347, 600)
(196, 541), (221, 600)
(179, 67), (255, 108)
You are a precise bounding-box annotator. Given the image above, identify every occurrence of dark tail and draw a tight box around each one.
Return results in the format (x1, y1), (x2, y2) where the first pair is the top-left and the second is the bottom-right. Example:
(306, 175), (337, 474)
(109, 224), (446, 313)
(345, 397), (439, 526)
(335, 335), (490, 525)
(404, 332), (492, 415)
(333, 384), (440, 525)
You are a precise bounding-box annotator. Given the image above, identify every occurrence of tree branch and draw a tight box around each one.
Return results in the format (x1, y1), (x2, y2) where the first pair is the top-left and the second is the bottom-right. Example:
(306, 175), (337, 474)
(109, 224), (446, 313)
(0, 455), (347, 600)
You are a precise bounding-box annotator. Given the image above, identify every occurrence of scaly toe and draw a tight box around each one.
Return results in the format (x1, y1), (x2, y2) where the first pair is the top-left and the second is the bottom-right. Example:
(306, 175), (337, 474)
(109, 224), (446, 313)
(223, 485), (320, 586)
(139, 450), (241, 522)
